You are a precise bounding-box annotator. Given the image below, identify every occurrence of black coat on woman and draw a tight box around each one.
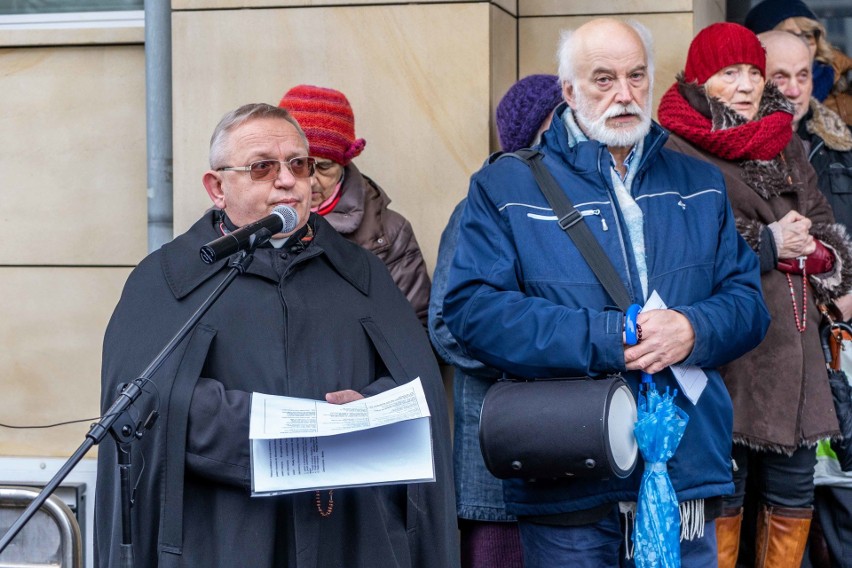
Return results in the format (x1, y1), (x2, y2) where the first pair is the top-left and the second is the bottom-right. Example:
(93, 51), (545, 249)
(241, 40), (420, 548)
(94, 211), (458, 567)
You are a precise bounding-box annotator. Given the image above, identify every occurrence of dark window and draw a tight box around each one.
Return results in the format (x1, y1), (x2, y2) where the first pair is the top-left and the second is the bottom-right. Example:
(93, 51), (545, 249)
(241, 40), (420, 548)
(0, 1), (142, 14)
(729, 0), (852, 53)
(814, 1), (852, 54)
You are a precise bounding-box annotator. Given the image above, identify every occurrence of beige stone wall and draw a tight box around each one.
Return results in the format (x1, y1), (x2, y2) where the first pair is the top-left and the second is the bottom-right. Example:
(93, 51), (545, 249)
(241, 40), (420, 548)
(0, 34), (145, 457)
(172, 2), (501, 270)
(516, 1), (724, 118)
(0, 0), (719, 459)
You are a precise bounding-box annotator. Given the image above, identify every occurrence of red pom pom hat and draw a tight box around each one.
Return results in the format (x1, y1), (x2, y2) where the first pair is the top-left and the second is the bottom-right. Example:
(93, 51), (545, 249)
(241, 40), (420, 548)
(278, 85), (366, 166)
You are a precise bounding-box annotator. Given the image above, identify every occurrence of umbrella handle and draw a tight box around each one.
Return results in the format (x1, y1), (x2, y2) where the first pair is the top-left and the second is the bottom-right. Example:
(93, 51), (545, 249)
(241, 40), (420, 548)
(625, 304), (642, 346)
(627, 306), (655, 397)
(641, 372), (654, 395)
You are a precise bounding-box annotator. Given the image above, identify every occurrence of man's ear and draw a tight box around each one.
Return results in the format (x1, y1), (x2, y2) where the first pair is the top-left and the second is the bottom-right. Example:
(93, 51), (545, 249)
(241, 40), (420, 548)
(203, 170), (226, 210)
(562, 81), (576, 110)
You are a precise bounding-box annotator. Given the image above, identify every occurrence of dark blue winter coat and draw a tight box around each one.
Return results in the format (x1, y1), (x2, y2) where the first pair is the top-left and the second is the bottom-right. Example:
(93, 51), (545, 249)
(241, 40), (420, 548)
(442, 104), (770, 516)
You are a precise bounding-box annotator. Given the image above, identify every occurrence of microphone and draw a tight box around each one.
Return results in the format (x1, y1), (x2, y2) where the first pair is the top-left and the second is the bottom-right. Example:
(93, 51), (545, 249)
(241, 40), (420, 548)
(200, 205), (299, 264)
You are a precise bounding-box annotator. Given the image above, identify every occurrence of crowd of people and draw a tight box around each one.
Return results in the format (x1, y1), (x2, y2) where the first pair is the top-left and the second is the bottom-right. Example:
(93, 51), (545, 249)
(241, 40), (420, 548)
(93, 0), (852, 567)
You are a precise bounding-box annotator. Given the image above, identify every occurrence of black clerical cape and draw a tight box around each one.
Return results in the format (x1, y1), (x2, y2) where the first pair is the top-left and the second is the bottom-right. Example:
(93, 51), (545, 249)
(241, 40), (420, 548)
(94, 212), (458, 567)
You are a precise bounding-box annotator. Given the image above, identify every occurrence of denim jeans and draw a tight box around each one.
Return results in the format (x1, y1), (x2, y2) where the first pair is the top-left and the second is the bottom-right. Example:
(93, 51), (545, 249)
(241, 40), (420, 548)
(518, 505), (718, 568)
(428, 199), (511, 521)
(453, 370), (514, 520)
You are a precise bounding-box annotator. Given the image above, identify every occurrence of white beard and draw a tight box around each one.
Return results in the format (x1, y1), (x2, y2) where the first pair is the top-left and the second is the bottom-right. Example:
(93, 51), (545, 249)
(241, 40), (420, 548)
(573, 89), (652, 148)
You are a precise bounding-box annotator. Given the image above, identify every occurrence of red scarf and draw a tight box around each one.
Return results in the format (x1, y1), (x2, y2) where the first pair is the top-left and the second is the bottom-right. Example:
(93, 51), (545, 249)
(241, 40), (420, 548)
(658, 83), (792, 161)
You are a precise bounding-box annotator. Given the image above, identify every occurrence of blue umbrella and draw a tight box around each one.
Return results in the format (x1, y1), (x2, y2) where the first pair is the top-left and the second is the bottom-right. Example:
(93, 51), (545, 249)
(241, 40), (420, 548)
(632, 372), (689, 568)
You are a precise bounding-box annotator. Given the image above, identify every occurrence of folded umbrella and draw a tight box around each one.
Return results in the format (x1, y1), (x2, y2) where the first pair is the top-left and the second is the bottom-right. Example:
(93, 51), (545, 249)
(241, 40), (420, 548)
(632, 373), (689, 568)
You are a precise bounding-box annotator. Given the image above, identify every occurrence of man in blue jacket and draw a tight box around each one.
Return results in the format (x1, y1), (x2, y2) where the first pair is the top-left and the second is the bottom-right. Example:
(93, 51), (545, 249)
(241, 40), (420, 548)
(443, 18), (770, 567)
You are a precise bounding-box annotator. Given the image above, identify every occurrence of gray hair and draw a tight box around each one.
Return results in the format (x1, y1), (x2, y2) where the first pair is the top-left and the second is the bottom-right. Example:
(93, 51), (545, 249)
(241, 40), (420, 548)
(208, 103), (309, 169)
(556, 19), (655, 93)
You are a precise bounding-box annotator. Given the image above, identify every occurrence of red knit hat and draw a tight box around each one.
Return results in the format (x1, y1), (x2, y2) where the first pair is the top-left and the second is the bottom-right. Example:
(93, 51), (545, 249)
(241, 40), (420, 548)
(278, 85), (366, 165)
(684, 22), (766, 85)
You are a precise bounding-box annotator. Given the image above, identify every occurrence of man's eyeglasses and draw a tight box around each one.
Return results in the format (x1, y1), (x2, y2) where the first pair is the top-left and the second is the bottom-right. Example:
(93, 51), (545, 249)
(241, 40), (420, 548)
(217, 157), (316, 181)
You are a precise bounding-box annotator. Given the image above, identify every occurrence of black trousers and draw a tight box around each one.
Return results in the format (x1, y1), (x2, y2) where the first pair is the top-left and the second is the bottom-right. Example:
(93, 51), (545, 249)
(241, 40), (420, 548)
(723, 444), (817, 566)
(725, 444), (817, 509)
(813, 485), (852, 568)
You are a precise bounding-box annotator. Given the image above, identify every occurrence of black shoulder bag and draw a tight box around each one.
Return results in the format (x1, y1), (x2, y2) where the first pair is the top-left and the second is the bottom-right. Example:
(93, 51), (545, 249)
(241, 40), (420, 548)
(478, 149), (639, 480)
(819, 304), (852, 471)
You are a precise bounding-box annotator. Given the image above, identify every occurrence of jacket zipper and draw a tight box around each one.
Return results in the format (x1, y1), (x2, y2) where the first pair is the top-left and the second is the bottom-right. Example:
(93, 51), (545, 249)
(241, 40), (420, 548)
(630, 134), (660, 286)
(581, 208), (608, 231)
(808, 139), (825, 163)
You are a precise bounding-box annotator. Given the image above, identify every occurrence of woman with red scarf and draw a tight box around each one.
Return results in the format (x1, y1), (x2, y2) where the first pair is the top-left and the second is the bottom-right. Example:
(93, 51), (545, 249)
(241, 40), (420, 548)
(657, 22), (852, 568)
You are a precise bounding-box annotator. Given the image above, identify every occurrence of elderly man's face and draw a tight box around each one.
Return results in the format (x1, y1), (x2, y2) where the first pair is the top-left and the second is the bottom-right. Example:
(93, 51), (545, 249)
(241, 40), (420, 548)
(765, 35), (813, 128)
(564, 26), (651, 149)
(204, 117), (312, 236)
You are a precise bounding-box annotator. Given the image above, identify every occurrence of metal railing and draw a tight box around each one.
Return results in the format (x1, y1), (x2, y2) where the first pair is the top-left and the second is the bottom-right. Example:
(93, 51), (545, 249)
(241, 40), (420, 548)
(0, 486), (81, 567)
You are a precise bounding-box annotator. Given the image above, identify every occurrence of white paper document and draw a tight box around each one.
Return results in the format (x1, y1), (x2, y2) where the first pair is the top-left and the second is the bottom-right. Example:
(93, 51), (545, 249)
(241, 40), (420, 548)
(248, 378), (435, 496)
(643, 290), (709, 405)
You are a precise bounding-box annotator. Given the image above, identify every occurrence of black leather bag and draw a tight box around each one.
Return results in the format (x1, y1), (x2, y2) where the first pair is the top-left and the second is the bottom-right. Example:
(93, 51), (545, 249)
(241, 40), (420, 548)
(479, 376), (638, 479)
(477, 149), (639, 481)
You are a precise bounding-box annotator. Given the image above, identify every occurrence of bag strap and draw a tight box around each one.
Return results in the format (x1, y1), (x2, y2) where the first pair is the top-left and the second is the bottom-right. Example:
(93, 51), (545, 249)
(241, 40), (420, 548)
(818, 303), (852, 370)
(503, 148), (633, 311)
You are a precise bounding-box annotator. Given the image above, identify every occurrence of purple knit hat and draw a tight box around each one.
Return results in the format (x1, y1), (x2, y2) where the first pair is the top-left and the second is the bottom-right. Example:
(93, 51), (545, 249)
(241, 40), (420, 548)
(496, 74), (563, 152)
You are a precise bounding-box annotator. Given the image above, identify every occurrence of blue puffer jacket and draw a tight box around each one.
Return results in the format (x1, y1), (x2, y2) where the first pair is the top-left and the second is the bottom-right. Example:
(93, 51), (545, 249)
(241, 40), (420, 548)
(443, 104), (770, 516)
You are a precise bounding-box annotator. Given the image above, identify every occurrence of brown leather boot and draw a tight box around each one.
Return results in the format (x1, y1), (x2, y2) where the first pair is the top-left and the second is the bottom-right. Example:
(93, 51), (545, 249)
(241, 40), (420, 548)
(754, 504), (812, 568)
(715, 507), (743, 568)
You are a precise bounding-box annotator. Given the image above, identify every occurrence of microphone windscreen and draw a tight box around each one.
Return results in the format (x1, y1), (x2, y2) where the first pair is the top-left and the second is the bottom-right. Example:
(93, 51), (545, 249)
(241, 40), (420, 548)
(273, 205), (299, 234)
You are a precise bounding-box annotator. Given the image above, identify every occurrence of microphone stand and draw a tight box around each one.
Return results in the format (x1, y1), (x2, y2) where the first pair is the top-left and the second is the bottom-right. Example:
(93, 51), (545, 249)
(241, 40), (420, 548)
(0, 239), (266, 566)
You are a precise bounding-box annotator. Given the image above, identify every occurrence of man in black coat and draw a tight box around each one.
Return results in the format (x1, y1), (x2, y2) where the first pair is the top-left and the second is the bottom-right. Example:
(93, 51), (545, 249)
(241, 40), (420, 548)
(94, 103), (459, 567)
(762, 30), (852, 324)
(763, 30), (852, 568)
